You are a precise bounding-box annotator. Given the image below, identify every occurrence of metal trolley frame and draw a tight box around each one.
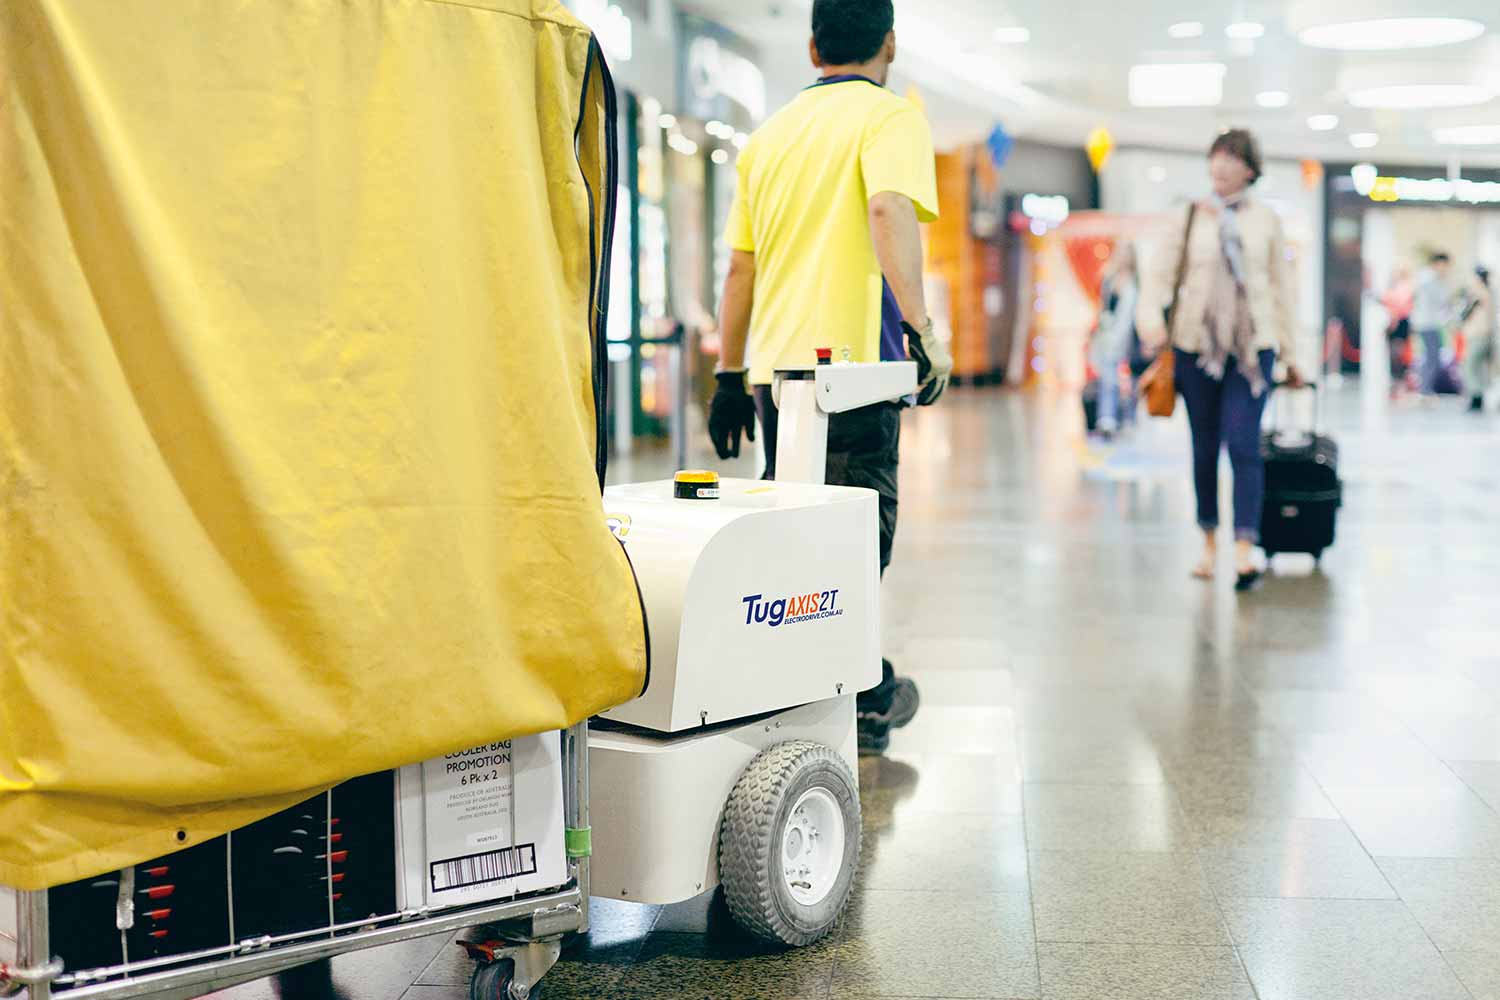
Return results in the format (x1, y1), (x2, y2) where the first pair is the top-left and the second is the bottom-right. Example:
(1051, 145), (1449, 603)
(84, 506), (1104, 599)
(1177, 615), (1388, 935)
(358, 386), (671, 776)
(2, 723), (592, 1000)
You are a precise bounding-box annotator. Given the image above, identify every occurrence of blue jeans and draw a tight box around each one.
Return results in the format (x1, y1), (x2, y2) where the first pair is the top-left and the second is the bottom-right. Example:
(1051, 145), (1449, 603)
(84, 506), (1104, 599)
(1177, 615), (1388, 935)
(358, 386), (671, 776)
(1418, 328), (1443, 395)
(1175, 349), (1275, 543)
(1097, 366), (1122, 430)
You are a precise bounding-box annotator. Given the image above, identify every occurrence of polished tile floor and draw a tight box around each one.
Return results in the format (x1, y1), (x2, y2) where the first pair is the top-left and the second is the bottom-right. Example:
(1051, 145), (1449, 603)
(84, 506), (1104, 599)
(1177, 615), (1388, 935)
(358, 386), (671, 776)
(224, 384), (1500, 1000)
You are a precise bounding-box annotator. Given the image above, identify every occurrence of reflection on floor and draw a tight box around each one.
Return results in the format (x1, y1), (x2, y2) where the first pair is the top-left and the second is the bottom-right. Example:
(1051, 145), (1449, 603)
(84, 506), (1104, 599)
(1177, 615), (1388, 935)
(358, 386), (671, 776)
(220, 384), (1500, 1000)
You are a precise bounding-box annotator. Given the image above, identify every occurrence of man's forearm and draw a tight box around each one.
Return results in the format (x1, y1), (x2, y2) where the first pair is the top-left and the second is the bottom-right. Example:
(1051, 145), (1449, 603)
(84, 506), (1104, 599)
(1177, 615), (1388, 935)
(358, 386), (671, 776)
(718, 250), (755, 370)
(869, 192), (929, 328)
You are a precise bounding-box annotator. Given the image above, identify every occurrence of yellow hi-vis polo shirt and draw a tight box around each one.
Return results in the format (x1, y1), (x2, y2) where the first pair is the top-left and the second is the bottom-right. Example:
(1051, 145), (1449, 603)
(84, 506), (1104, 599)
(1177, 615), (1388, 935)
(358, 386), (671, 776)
(726, 76), (939, 386)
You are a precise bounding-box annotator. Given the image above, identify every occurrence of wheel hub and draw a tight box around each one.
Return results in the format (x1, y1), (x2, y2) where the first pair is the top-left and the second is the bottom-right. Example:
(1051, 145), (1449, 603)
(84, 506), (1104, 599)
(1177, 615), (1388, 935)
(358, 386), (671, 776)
(780, 787), (846, 906)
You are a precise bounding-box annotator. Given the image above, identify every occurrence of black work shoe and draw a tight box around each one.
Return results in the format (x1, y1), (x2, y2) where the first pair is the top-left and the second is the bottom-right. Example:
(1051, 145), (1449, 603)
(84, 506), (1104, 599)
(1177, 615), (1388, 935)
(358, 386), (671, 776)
(1235, 568), (1264, 592)
(887, 676), (920, 729)
(857, 717), (891, 756)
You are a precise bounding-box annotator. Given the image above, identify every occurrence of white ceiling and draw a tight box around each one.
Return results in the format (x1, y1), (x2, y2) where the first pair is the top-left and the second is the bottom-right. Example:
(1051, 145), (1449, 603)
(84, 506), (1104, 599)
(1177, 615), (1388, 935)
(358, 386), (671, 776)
(681, 0), (1500, 167)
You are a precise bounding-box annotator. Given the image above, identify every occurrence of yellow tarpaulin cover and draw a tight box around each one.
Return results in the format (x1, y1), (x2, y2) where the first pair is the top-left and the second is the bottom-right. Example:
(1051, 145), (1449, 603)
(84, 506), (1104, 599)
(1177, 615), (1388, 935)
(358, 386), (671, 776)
(0, 0), (647, 890)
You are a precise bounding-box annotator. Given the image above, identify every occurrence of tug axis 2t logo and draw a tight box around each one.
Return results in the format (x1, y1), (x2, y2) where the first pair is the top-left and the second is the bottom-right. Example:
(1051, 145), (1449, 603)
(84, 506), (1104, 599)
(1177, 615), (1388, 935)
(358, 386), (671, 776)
(742, 589), (843, 628)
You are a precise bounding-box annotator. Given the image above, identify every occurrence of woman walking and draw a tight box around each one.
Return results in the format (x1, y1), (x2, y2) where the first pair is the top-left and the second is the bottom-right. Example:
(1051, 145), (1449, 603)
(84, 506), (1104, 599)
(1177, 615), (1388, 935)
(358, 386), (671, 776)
(1463, 265), (1496, 411)
(1138, 129), (1303, 591)
(1090, 244), (1140, 439)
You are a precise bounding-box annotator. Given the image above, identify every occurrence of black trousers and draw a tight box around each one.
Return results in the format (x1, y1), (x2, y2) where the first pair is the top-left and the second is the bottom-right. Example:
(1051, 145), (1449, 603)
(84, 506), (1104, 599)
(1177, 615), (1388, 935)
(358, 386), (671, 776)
(754, 385), (901, 713)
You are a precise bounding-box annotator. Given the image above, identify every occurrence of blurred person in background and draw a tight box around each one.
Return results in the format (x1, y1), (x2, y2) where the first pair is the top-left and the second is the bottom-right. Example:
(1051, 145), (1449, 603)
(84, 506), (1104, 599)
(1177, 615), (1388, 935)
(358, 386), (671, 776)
(1090, 243), (1139, 440)
(1381, 263), (1415, 395)
(1412, 252), (1455, 400)
(706, 0), (949, 754)
(1137, 129), (1302, 592)
(1462, 265), (1496, 412)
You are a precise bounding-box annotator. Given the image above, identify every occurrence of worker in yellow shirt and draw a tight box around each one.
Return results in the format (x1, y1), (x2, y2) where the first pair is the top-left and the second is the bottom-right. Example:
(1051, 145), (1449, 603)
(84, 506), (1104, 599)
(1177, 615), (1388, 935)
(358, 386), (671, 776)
(707, 0), (949, 755)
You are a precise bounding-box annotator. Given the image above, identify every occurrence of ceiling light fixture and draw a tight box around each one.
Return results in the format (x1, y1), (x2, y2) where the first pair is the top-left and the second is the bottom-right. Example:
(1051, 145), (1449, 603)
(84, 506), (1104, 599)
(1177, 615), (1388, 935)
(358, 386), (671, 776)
(1307, 113), (1340, 131)
(1225, 22), (1265, 40)
(1128, 62), (1227, 107)
(1298, 17), (1484, 51)
(1348, 83), (1494, 109)
(1349, 132), (1380, 149)
(1256, 90), (1291, 108)
(993, 26), (1030, 44)
(1167, 21), (1204, 39)
(1434, 124), (1500, 146)
(1148, 165), (1168, 182)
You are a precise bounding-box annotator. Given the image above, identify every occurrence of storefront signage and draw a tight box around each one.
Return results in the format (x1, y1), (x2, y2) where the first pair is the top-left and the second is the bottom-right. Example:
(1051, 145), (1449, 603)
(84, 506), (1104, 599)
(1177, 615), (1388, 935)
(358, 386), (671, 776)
(1351, 165), (1500, 205)
(1021, 193), (1071, 226)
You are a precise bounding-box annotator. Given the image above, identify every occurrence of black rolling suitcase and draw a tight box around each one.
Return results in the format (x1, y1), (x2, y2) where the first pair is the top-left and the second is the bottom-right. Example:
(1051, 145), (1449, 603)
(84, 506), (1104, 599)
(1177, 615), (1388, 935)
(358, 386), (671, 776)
(1260, 383), (1341, 562)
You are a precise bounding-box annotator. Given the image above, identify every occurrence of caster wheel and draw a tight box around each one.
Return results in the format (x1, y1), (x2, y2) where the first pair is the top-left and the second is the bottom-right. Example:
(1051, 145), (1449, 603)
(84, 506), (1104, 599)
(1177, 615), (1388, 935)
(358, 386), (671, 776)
(470, 960), (542, 1000)
(719, 740), (861, 947)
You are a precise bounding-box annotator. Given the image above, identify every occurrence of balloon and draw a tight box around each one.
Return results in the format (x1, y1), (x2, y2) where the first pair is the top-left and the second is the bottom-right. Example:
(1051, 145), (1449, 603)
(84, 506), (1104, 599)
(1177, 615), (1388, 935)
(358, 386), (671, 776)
(1086, 126), (1114, 173)
(987, 123), (1014, 168)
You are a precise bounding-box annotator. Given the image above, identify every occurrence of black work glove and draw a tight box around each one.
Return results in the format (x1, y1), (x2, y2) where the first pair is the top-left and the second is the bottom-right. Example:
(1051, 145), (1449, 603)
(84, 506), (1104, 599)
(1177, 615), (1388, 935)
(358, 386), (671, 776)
(903, 319), (952, 406)
(708, 370), (757, 460)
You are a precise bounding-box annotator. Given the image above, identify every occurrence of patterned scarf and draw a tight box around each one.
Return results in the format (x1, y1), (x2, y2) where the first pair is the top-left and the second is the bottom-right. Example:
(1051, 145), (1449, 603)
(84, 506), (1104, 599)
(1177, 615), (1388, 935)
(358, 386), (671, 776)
(1200, 191), (1267, 396)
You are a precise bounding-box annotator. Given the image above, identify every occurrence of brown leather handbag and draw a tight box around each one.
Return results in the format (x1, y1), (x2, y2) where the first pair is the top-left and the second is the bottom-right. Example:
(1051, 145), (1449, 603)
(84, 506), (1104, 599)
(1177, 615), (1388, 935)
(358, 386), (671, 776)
(1139, 203), (1198, 418)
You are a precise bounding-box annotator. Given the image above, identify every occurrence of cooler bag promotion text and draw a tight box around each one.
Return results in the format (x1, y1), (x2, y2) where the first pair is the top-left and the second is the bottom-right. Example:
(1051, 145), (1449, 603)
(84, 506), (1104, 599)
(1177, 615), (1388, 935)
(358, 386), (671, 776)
(396, 732), (566, 909)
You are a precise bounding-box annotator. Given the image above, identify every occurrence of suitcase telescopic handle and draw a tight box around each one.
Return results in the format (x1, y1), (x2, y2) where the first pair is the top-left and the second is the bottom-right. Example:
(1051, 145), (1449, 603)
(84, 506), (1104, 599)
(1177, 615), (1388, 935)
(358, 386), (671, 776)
(1267, 380), (1323, 438)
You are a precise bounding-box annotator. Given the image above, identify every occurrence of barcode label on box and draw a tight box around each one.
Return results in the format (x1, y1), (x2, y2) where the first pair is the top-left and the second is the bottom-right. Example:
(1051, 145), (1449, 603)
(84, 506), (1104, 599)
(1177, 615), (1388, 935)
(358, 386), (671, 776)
(429, 843), (538, 893)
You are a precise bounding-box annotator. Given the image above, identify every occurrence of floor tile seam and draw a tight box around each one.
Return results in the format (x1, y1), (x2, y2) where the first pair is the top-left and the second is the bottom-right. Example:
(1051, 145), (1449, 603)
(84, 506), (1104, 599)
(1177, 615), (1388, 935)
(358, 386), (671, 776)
(1292, 759), (1407, 901)
(1017, 779), (1172, 788)
(846, 893), (1032, 899)
(1202, 891), (1401, 902)
(1190, 792), (1265, 1000)
(1017, 765), (1045, 1000)
(1441, 759), (1500, 825)
(1404, 896), (1483, 1000)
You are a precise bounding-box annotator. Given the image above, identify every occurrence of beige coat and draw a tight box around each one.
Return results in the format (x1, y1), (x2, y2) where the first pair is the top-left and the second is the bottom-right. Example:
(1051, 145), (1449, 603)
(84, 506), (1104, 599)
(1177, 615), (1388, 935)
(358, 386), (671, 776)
(1136, 198), (1298, 367)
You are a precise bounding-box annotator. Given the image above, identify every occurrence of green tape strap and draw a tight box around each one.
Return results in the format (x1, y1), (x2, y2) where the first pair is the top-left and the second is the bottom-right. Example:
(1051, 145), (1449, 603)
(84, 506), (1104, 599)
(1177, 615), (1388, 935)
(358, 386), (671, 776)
(565, 826), (593, 859)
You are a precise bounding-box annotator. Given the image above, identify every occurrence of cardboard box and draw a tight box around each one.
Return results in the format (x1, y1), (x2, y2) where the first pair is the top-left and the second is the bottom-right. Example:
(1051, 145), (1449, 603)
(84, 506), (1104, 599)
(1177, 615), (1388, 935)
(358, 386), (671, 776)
(1, 883), (18, 970)
(396, 732), (567, 910)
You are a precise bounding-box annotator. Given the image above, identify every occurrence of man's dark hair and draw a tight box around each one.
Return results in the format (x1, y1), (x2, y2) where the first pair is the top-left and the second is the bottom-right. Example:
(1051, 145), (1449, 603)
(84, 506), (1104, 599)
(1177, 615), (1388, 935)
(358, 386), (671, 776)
(1431, 252), (1451, 265)
(812, 0), (894, 66)
(1209, 128), (1263, 182)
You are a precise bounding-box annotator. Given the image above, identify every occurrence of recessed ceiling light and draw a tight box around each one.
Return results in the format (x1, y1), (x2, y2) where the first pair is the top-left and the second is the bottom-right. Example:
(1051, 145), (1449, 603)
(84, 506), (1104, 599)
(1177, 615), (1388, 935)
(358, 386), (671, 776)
(1434, 124), (1500, 146)
(1307, 114), (1340, 131)
(657, 113), (677, 130)
(1167, 21), (1204, 39)
(1256, 90), (1291, 108)
(1298, 17), (1484, 51)
(1348, 84), (1494, 109)
(993, 26), (1030, 44)
(711, 149), (730, 165)
(1128, 63), (1227, 107)
(1226, 22), (1265, 40)
(1349, 132), (1380, 149)
(1351, 163), (1378, 195)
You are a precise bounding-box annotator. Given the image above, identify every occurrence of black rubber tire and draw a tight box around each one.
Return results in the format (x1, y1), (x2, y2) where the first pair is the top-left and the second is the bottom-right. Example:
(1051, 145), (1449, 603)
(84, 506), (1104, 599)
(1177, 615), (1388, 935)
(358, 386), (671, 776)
(718, 740), (861, 947)
(470, 960), (542, 1000)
